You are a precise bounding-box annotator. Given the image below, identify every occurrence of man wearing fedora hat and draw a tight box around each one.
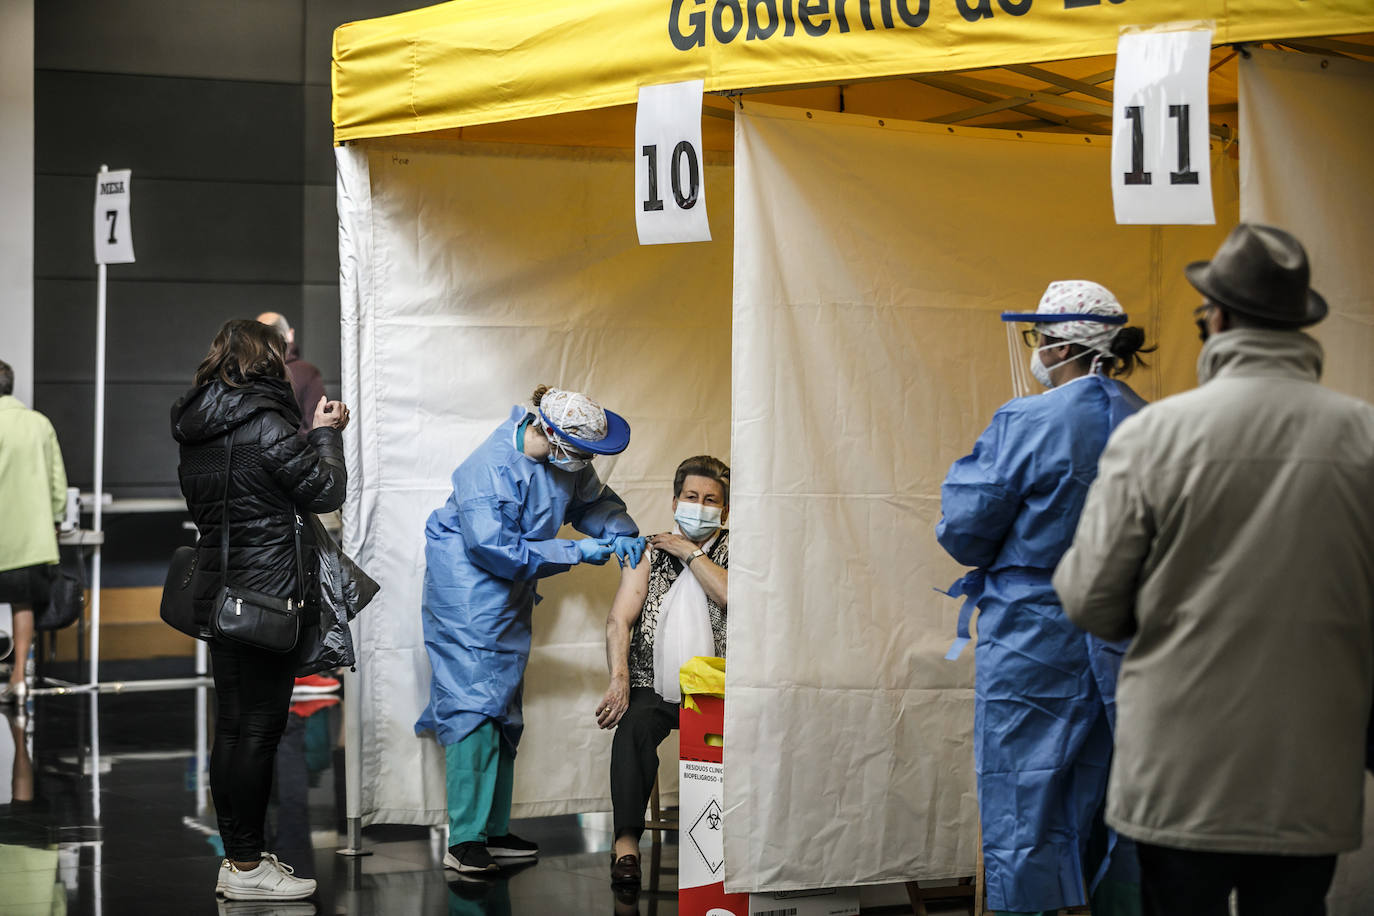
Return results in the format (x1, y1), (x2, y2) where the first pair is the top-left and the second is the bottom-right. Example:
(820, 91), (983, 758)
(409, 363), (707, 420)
(1053, 223), (1374, 915)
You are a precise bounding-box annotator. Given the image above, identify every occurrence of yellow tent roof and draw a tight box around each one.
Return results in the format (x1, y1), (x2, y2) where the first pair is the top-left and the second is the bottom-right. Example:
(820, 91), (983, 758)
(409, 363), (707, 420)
(332, 0), (1374, 143)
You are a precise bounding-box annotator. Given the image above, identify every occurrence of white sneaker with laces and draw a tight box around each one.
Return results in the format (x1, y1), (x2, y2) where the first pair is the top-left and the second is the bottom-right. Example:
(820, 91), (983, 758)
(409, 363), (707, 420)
(220, 853), (316, 901)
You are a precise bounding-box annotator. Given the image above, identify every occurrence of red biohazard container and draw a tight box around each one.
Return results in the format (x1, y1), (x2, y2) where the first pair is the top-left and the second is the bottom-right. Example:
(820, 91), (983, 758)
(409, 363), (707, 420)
(679, 693), (750, 916)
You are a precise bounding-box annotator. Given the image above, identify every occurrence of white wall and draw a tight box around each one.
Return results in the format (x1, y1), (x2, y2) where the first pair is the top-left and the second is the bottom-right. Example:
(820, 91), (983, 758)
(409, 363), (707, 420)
(0, 0), (33, 404)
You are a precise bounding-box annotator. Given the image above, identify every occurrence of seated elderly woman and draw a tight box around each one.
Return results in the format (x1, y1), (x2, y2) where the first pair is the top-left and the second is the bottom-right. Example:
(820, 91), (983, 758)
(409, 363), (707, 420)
(595, 455), (730, 886)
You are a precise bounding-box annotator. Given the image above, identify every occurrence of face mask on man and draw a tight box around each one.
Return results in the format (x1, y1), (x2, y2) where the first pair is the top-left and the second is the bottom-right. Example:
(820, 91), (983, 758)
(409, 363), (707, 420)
(675, 501), (723, 541)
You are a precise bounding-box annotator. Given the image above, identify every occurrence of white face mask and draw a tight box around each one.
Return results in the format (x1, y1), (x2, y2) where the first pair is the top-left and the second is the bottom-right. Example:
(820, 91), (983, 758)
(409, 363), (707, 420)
(1030, 344), (1098, 389)
(674, 501), (723, 541)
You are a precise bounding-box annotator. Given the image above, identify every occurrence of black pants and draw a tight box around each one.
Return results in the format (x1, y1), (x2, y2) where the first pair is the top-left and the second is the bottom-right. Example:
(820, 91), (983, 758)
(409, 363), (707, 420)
(1137, 842), (1337, 916)
(210, 638), (297, 861)
(610, 687), (678, 841)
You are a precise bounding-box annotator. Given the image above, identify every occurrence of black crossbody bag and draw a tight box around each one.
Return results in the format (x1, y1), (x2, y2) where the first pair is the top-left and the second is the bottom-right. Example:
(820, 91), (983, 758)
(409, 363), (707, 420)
(209, 430), (305, 654)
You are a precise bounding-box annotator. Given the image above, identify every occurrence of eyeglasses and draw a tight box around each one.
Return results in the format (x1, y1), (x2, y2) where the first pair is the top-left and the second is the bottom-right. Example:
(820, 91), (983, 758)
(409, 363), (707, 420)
(1194, 303), (1218, 342)
(1019, 327), (1041, 349)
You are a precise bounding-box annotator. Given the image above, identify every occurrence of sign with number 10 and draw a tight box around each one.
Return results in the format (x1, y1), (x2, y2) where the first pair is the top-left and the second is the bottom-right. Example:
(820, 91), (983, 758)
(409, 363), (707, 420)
(635, 80), (711, 245)
(1111, 26), (1215, 225)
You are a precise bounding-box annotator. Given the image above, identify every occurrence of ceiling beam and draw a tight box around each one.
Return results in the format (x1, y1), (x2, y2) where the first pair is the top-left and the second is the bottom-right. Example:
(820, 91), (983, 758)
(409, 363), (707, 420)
(1276, 40), (1356, 59)
(910, 74), (1072, 127)
(1278, 36), (1374, 59)
(1001, 64), (1115, 102)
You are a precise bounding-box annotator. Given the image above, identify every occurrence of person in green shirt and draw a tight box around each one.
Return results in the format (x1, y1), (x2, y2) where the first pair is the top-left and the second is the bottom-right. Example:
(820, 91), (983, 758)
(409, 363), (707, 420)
(0, 359), (68, 704)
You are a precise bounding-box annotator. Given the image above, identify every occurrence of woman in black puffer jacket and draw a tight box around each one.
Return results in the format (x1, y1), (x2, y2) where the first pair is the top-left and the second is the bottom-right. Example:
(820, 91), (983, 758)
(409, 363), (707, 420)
(171, 319), (349, 902)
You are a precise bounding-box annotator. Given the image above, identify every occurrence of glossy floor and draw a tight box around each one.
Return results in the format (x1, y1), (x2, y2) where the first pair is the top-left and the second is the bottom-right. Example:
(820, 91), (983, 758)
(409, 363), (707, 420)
(0, 680), (686, 916)
(6, 671), (1369, 916)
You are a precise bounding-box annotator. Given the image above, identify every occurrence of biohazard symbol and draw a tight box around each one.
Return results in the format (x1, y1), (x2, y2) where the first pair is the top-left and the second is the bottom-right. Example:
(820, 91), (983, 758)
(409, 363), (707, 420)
(688, 798), (726, 874)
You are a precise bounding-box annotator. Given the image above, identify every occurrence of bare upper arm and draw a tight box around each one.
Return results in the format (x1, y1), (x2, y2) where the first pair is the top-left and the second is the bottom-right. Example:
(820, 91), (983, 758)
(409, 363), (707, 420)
(608, 555), (651, 627)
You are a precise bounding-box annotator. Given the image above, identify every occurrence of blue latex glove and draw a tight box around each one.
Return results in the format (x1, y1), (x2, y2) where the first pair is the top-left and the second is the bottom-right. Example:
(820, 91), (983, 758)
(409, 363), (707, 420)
(575, 536), (616, 565)
(612, 536), (647, 569)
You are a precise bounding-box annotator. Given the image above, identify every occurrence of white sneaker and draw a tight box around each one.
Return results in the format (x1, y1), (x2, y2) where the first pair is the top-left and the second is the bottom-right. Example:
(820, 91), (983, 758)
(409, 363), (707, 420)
(216, 854), (262, 896)
(220, 854), (316, 901)
(217, 900), (316, 915)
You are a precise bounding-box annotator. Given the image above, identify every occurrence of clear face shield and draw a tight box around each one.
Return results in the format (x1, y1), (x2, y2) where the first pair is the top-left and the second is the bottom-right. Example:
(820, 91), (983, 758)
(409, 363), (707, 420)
(1006, 321), (1043, 399)
(1002, 312), (1123, 395)
(544, 426), (621, 496)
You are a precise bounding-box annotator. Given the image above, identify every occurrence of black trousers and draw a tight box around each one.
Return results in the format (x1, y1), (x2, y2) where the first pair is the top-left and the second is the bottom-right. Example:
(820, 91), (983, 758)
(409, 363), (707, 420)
(1137, 842), (1338, 916)
(209, 638), (297, 861)
(610, 687), (679, 841)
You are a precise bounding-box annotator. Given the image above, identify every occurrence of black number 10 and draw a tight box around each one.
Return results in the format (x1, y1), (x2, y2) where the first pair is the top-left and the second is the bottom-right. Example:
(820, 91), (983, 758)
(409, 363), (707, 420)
(105, 209), (118, 243)
(1123, 103), (1199, 186)
(642, 142), (700, 212)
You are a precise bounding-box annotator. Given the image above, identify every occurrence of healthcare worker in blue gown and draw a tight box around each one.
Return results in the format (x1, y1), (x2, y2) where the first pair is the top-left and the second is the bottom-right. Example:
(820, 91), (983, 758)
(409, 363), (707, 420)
(418, 384), (647, 876)
(937, 281), (1154, 916)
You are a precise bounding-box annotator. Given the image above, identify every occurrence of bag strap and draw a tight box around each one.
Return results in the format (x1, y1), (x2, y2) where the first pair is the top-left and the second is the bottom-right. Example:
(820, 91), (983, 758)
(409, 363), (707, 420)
(292, 512), (305, 605)
(218, 427), (307, 605)
(219, 429), (236, 592)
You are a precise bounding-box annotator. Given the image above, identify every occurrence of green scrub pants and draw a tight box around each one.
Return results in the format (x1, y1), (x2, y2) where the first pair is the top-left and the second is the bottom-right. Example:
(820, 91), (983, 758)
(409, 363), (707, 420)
(445, 720), (514, 845)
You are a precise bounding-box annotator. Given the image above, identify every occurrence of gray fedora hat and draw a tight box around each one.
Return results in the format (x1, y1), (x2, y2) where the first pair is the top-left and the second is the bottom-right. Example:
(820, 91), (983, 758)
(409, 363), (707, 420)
(1185, 223), (1327, 327)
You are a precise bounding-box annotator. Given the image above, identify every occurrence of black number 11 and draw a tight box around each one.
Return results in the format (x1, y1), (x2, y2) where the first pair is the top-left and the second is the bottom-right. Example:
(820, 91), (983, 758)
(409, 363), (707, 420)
(1168, 104), (1199, 185)
(1124, 103), (1200, 187)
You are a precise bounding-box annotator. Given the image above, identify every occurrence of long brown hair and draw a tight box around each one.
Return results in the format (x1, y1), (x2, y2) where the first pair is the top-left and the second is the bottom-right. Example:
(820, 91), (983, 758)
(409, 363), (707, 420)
(194, 319), (288, 388)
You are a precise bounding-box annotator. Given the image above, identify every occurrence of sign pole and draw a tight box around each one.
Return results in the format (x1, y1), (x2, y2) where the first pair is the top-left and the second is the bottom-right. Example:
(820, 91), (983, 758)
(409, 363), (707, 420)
(88, 164), (109, 688)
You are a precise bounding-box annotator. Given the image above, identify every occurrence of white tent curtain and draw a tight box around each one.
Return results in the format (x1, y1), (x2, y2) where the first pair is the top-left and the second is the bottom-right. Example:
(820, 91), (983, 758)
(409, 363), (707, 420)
(724, 102), (1237, 893)
(337, 141), (734, 824)
(1238, 48), (1374, 914)
(1239, 48), (1374, 400)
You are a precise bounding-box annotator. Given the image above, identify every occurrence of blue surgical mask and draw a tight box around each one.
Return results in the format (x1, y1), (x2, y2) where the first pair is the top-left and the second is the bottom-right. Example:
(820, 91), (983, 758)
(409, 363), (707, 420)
(549, 447), (591, 473)
(675, 501), (723, 541)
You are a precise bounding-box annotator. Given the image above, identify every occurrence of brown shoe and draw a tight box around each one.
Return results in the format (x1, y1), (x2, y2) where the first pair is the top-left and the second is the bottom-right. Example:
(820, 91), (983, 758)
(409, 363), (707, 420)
(610, 853), (641, 885)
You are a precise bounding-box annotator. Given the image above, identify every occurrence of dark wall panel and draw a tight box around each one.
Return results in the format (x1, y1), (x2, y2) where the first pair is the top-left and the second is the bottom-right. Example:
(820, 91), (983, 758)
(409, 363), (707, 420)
(36, 175), (304, 282)
(302, 283), (342, 389)
(34, 1), (416, 500)
(303, 184), (338, 285)
(304, 83), (334, 185)
(35, 380), (191, 495)
(37, 71), (304, 183)
(34, 278), (303, 385)
(37, 0), (305, 83)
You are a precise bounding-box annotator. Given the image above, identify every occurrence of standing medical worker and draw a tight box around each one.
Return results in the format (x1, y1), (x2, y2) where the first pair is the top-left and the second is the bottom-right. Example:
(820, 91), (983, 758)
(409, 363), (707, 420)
(937, 282), (1153, 916)
(418, 385), (645, 876)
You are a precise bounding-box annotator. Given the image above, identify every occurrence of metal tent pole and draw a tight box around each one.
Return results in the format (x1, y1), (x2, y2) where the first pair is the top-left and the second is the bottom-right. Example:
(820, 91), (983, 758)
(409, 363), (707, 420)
(88, 165), (109, 689)
(337, 658), (370, 856)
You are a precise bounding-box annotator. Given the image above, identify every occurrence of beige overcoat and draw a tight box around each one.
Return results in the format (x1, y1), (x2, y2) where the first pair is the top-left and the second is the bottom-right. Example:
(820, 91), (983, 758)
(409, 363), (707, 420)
(1055, 329), (1374, 855)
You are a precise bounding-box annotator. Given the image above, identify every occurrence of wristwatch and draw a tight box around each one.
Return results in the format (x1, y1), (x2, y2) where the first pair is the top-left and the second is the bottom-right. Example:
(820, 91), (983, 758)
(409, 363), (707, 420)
(687, 548), (706, 566)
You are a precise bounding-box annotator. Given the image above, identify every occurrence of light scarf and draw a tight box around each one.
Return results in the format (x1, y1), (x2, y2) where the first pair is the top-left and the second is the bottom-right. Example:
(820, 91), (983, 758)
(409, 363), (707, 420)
(652, 529), (717, 704)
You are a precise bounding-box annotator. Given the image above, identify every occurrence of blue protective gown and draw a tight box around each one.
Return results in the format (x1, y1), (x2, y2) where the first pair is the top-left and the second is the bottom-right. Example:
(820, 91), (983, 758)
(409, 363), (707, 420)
(416, 406), (638, 751)
(937, 375), (1145, 914)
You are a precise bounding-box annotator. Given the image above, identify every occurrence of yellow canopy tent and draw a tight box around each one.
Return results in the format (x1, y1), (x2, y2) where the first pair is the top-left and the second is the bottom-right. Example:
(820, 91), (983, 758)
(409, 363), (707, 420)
(333, 0), (1374, 144)
(330, 1), (1374, 901)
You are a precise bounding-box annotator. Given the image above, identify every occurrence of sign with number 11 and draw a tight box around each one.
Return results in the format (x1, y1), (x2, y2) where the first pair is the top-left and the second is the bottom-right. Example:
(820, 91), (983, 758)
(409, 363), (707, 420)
(1112, 26), (1215, 225)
